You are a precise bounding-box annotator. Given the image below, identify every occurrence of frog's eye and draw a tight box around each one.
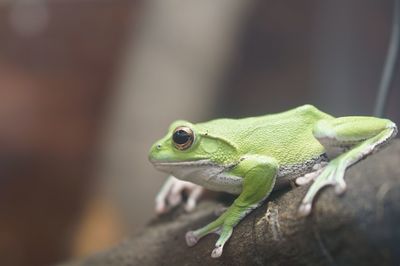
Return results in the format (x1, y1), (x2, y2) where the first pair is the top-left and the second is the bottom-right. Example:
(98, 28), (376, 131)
(172, 126), (194, 150)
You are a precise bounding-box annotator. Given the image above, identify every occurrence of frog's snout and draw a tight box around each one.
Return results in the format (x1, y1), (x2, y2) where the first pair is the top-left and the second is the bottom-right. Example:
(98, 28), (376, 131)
(148, 142), (163, 163)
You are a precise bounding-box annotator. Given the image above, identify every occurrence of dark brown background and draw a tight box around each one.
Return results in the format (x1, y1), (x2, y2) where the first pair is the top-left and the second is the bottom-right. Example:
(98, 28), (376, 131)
(0, 1), (138, 265)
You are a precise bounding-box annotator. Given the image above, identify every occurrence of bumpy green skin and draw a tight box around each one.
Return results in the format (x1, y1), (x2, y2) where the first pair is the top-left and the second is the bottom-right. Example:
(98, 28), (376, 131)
(151, 105), (332, 166)
(149, 105), (397, 258)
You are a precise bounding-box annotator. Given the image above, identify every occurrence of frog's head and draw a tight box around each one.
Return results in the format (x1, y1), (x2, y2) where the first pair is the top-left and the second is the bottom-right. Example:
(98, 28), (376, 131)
(149, 120), (237, 177)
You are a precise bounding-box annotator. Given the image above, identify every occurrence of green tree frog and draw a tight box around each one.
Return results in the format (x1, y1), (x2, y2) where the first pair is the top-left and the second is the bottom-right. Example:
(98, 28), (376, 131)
(148, 105), (397, 258)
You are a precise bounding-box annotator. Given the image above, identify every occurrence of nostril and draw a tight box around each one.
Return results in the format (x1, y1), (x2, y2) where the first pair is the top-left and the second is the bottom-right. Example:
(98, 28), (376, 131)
(157, 144), (161, 149)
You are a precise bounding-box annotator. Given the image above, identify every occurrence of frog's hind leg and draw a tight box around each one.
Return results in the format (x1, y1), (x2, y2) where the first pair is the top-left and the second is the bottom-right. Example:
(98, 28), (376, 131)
(299, 117), (397, 216)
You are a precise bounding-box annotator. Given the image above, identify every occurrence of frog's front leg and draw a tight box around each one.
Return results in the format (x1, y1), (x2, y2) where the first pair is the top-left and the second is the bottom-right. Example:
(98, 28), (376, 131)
(155, 175), (204, 214)
(299, 117), (397, 216)
(186, 156), (278, 258)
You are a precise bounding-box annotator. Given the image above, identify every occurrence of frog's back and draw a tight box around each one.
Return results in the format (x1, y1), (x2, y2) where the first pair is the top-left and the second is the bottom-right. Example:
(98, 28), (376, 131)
(198, 105), (333, 164)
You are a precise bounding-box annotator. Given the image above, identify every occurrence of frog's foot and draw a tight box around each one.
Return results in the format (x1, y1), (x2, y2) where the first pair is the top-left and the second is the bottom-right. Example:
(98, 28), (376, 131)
(298, 161), (346, 216)
(185, 216), (221, 245)
(211, 226), (233, 258)
(155, 175), (204, 214)
(295, 162), (328, 186)
(186, 221), (232, 258)
(186, 201), (263, 258)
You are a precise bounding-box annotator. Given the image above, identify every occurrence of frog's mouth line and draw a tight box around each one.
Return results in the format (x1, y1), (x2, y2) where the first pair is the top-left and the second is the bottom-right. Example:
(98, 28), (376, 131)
(150, 159), (215, 168)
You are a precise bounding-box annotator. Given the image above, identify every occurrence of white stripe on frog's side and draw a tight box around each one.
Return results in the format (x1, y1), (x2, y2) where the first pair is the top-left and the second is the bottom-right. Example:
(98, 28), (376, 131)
(275, 153), (329, 189)
(277, 153), (328, 179)
(151, 160), (243, 194)
(151, 153), (329, 195)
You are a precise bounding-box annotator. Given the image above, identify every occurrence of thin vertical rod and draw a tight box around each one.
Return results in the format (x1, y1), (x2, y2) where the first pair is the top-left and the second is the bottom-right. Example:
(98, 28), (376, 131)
(374, 0), (400, 117)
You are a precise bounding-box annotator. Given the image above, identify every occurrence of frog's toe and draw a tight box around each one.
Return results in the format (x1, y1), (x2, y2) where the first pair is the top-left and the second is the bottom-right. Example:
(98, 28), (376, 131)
(185, 231), (199, 247)
(295, 167), (325, 186)
(334, 179), (347, 195)
(298, 202), (312, 217)
(155, 200), (168, 214)
(184, 186), (204, 212)
(211, 245), (223, 258)
(167, 192), (182, 207)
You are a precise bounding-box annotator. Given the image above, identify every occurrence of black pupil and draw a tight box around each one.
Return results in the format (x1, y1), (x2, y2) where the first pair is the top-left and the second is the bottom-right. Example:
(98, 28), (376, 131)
(173, 130), (191, 145)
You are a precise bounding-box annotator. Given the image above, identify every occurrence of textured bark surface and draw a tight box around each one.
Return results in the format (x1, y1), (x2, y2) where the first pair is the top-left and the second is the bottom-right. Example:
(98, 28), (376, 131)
(65, 139), (400, 266)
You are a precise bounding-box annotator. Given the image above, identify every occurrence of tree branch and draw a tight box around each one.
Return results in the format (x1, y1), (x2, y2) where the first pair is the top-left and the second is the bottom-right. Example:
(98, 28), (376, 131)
(65, 139), (400, 266)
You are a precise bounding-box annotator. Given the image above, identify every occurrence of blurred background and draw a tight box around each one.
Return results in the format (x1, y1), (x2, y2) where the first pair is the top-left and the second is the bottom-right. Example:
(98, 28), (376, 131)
(0, 0), (398, 265)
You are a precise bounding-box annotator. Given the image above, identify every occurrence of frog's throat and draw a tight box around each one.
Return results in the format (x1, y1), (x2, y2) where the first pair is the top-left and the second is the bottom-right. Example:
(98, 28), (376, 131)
(152, 159), (242, 194)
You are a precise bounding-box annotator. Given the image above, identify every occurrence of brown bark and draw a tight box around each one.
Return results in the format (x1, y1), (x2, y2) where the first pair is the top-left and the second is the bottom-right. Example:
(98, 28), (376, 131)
(65, 139), (400, 266)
